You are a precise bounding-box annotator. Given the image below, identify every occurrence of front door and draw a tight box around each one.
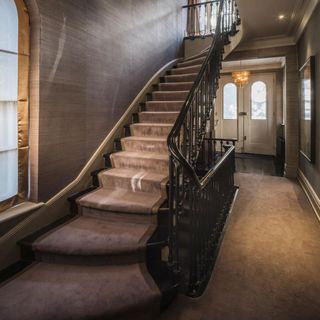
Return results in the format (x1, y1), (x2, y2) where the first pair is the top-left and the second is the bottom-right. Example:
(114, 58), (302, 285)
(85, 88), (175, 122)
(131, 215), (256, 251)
(214, 73), (276, 155)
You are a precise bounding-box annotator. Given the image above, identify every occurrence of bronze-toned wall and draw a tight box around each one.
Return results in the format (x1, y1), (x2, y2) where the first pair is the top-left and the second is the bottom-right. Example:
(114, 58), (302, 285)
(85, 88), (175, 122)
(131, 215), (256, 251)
(298, 3), (320, 196)
(26, 0), (186, 201)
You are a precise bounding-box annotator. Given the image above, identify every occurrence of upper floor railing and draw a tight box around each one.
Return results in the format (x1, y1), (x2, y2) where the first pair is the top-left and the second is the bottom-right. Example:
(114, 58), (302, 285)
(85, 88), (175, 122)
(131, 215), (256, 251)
(184, 0), (239, 38)
(167, 0), (240, 297)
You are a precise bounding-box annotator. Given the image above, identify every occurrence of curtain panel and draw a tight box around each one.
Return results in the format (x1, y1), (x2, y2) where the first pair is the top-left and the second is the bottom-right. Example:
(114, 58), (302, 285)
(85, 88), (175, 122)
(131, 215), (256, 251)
(187, 0), (201, 36)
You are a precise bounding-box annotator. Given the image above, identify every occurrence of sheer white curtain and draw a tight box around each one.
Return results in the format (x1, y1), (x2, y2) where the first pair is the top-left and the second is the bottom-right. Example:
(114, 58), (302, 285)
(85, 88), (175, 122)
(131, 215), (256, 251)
(0, 0), (19, 202)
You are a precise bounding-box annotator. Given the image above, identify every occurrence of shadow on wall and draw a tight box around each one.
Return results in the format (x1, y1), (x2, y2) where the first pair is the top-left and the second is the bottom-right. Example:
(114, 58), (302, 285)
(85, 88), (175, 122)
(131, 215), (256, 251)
(26, 0), (186, 202)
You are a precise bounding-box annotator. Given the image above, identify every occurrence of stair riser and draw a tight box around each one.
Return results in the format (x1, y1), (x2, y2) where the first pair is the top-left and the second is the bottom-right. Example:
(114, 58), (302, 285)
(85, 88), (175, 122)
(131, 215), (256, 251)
(152, 91), (188, 101)
(169, 66), (201, 75)
(33, 251), (145, 266)
(130, 125), (172, 138)
(121, 139), (168, 154)
(100, 172), (167, 194)
(164, 74), (198, 82)
(79, 206), (158, 225)
(111, 155), (169, 175)
(158, 83), (193, 91)
(177, 58), (205, 68)
(139, 113), (178, 124)
(145, 102), (184, 112)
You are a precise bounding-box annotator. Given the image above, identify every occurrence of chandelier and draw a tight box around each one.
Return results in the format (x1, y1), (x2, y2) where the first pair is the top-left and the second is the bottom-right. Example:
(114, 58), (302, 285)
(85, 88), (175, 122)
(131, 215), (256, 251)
(232, 70), (250, 87)
(232, 60), (250, 87)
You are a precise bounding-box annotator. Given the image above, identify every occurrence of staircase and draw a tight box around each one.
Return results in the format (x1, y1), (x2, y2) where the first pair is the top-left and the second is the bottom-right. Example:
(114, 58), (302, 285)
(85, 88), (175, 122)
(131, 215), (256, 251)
(0, 0), (240, 318)
(0, 52), (207, 320)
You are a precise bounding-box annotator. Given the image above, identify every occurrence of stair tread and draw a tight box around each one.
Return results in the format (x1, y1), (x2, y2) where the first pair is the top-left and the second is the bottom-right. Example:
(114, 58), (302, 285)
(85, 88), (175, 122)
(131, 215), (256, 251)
(177, 57), (205, 67)
(78, 187), (165, 214)
(121, 136), (168, 154)
(0, 262), (160, 320)
(139, 111), (180, 115)
(166, 72), (198, 76)
(152, 90), (189, 93)
(146, 100), (185, 104)
(174, 64), (202, 71)
(122, 136), (167, 142)
(32, 216), (154, 257)
(111, 151), (169, 160)
(131, 123), (173, 127)
(159, 81), (194, 85)
(100, 168), (168, 182)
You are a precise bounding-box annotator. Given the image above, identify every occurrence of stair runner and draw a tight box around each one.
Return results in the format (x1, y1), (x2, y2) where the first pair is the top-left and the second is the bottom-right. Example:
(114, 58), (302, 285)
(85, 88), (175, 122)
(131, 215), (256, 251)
(0, 51), (207, 320)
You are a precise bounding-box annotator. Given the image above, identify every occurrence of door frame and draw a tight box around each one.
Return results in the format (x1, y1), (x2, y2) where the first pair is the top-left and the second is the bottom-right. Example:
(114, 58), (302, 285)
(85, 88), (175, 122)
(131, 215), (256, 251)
(214, 72), (277, 156)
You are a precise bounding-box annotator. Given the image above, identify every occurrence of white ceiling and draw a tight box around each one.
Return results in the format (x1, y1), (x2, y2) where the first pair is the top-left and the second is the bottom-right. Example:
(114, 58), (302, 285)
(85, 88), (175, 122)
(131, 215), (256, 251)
(236, 0), (319, 48)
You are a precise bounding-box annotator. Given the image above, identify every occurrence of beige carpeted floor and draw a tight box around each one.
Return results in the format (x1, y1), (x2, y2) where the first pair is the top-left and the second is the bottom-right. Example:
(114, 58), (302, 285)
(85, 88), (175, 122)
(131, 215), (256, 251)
(160, 173), (320, 320)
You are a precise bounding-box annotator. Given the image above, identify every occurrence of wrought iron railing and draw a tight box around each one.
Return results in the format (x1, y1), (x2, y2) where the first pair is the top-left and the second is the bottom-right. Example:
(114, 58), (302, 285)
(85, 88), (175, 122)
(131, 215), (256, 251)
(197, 135), (237, 175)
(184, 0), (239, 38)
(167, 0), (240, 297)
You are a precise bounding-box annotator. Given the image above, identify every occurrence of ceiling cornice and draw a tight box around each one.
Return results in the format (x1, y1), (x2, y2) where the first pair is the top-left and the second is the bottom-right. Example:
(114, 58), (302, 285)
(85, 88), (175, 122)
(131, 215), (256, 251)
(221, 62), (283, 73)
(236, 35), (295, 52)
(294, 0), (320, 42)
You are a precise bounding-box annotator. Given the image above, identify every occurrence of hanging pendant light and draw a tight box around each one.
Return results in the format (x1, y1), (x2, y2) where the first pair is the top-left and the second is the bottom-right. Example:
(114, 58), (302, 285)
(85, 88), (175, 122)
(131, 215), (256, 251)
(232, 61), (250, 87)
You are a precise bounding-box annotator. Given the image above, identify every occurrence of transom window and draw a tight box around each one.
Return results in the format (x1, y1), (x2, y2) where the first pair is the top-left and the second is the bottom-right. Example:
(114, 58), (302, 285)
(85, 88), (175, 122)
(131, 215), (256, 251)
(251, 81), (267, 120)
(223, 83), (237, 120)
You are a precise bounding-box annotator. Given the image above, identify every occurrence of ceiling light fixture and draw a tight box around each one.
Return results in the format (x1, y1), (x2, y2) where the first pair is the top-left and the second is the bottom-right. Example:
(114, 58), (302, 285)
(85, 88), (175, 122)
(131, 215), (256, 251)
(232, 61), (250, 88)
(278, 14), (285, 20)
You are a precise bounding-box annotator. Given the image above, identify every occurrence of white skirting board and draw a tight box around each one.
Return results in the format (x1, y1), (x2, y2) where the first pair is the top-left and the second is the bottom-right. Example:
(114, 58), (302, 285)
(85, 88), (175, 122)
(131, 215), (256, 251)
(298, 169), (320, 224)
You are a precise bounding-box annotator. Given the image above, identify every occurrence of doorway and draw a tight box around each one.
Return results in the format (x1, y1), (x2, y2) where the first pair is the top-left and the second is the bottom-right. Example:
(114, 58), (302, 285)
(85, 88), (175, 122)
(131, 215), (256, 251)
(215, 73), (276, 155)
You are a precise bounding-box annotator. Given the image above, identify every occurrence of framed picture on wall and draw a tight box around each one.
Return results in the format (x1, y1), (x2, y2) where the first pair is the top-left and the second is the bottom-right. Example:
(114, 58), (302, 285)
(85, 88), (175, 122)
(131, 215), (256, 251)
(299, 56), (316, 163)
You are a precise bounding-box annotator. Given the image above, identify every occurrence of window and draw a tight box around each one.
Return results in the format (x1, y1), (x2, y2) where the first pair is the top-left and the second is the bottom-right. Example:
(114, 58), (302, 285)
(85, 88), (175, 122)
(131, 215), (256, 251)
(223, 83), (237, 120)
(302, 79), (311, 120)
(251, 81), (267, 120)
(0, 0), (29, 212)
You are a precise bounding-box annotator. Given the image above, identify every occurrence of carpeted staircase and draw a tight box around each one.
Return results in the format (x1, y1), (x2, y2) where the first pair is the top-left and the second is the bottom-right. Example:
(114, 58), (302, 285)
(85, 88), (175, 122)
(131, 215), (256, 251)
(0, 51), (207, 320)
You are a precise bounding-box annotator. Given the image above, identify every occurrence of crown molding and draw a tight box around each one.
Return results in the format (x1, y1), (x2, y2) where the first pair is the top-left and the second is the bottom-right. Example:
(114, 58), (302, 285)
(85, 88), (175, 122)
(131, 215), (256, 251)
(294, 0), (320, 42)
(236, 35), (296, 52)
(221, 62), (283, 73)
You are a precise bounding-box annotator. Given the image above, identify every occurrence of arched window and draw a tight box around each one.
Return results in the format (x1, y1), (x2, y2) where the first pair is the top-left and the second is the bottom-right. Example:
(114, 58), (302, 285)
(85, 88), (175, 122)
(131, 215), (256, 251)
(251, 81), (267, 120)
(223, 83), (237, 120)
(0, 0), (29, 212)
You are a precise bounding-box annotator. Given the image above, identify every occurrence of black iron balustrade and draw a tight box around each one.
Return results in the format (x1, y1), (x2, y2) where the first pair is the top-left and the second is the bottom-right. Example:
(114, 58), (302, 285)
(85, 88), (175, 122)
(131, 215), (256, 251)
(197, 135), (237, 174)
(184, 0), (239, 38)
(167, 0), (240, 297)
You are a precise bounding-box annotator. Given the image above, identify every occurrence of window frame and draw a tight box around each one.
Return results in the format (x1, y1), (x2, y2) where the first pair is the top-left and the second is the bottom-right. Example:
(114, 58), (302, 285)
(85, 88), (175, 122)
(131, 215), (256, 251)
(250, 80), (267, 120)
(0, 0), (29, 213)
(223, 82), (238, 120)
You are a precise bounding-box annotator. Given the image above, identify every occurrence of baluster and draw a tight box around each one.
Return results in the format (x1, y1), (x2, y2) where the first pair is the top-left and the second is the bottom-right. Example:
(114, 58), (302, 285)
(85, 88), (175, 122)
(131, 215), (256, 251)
(213, 140), (217, 162)
(208, 131), (213, 165)
(209, 2), (213, 34)
(195, 90), (199, 157)
(194, 4), (198, 36)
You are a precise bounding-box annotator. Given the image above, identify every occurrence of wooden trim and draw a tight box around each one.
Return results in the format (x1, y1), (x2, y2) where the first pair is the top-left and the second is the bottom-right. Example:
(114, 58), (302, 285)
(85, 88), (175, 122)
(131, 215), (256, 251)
(294, 0), (320, 42)
(298, 168), (320, 223)
(299, 56), (316, 163)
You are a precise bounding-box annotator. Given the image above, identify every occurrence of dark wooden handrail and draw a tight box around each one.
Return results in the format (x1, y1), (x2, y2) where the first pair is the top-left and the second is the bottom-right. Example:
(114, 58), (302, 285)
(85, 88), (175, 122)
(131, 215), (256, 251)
(199, 145), (235, 187)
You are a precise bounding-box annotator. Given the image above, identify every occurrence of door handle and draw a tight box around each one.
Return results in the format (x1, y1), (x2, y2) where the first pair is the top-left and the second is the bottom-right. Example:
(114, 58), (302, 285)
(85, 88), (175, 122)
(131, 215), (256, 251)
(239, 112), (247, 116)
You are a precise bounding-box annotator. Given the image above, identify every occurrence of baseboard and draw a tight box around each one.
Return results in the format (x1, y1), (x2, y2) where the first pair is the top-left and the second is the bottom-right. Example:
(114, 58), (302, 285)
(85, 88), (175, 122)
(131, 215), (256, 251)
(284, 164), (298, 178)
(297, 169), (320, 224)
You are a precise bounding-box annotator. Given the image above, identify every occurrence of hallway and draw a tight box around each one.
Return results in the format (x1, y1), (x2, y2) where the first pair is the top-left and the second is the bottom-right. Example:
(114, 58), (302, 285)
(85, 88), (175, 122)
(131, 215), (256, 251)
(160, 172), (320, 320)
